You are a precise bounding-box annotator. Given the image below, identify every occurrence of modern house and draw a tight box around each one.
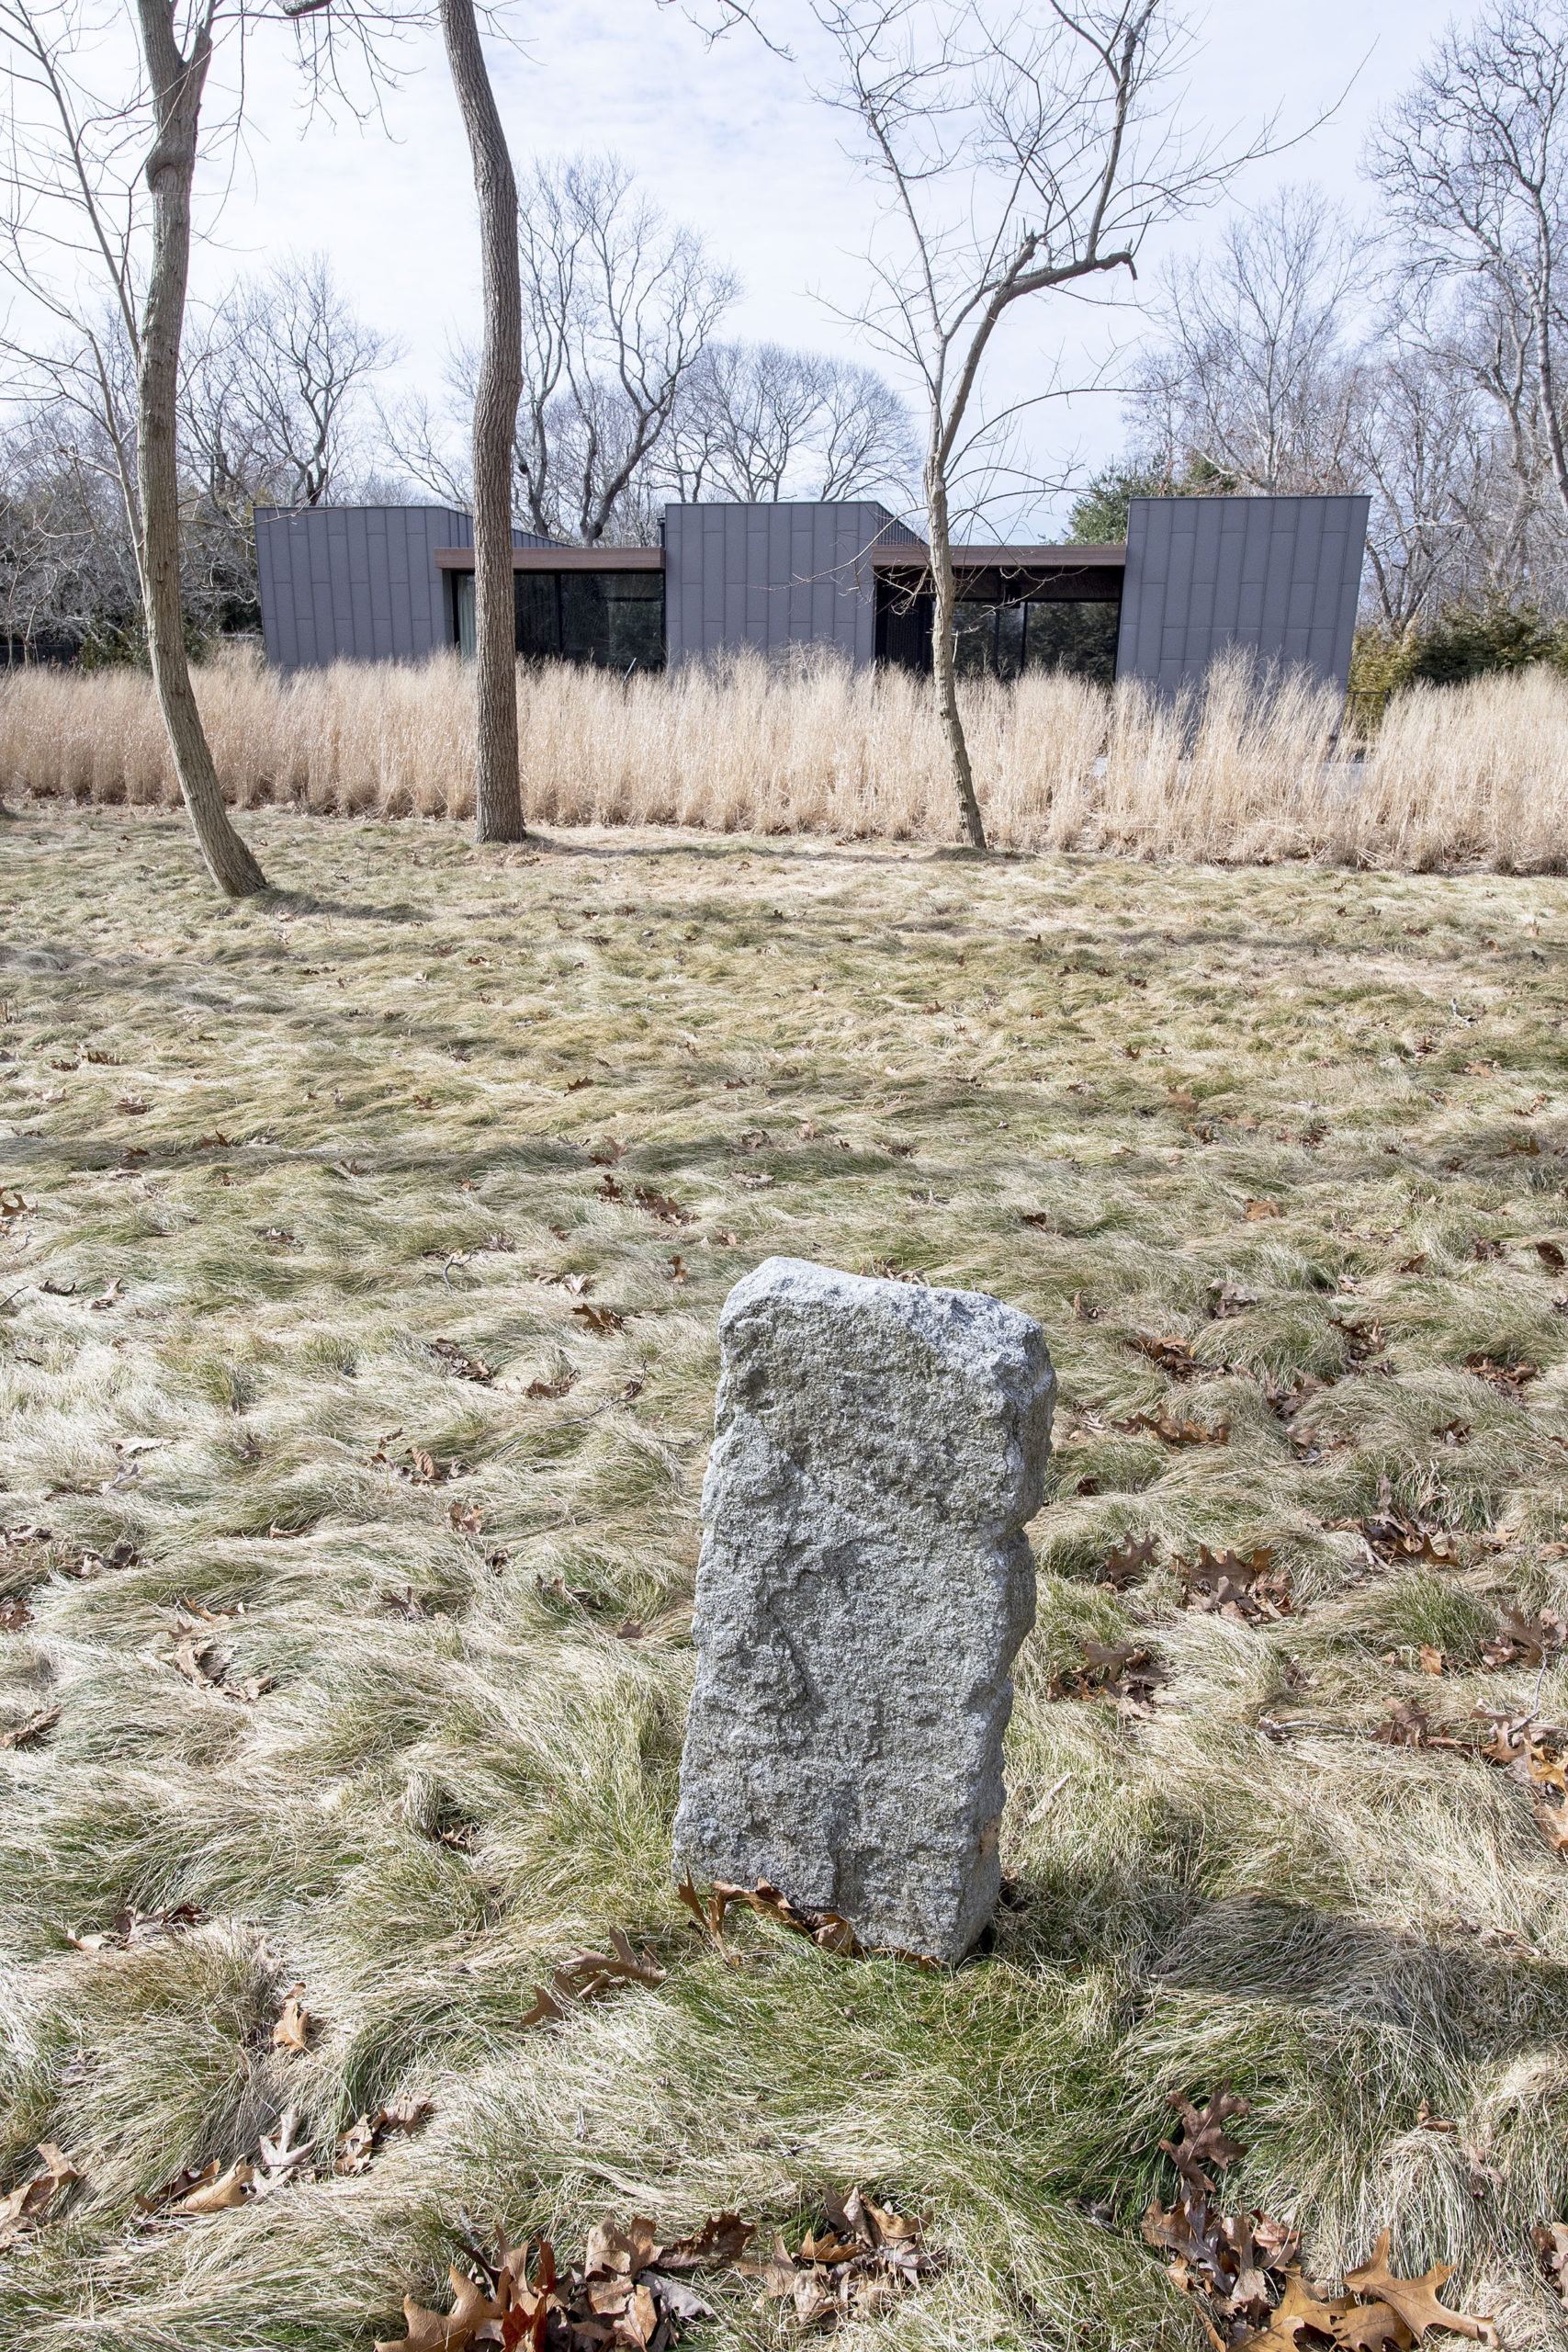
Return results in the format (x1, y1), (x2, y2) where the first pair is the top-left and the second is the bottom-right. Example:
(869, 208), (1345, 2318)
(254, 492), (1370, 695)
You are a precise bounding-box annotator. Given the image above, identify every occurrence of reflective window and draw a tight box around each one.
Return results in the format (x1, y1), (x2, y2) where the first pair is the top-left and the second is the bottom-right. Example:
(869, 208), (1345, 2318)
(456, 570), (666, 671)
(1023, 601), (1121, 688)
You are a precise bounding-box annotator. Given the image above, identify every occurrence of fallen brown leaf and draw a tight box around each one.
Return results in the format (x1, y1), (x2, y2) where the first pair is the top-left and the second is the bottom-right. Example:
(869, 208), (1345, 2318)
(0, 1704), (60, 1748)
(67, 1901), (205, 1952)
(0, 2141), (79, 2252)
(1534, 2221), (1568, 2306)
(176, 2156), (254, 2213)
(378, 2203), (764, 2352)
(1178, 1546), (1292, 1623)
(428, 1339), (494, 1384)
(335, 2097), (432, 2176)
(1483, 1606), (1567, 1669)
(272, 1983), (310, 2052)
(1343, 2228), (1498, 2346)
(520, 1929), (666, 2030)
(1244, 1197), (1283, 1220)
(572, 1304), (626, 1336)
(1464, 1351), (1539, 1395)
(1099, 1532), (1157, 1589)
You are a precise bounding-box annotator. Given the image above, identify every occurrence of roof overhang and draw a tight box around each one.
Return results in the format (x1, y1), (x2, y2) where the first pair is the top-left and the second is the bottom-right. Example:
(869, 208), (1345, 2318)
(434, 545), (664, 572)
(872, 542), (1126, 602)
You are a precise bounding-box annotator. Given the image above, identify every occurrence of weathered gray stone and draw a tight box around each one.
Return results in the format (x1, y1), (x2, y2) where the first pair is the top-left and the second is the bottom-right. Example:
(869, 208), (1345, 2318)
(673, 1256), (1055, 1963)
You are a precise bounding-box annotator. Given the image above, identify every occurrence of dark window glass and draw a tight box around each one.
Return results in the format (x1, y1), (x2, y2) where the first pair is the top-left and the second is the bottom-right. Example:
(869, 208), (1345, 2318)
(558, 572), (664, 672)
(953, 602), (996, 677)
(514, 572), (560, 661)
(1023, 599), (1121, 688)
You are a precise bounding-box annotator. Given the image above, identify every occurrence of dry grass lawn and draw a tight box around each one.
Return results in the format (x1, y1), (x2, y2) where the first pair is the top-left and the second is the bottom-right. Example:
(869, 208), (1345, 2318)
(2, 804), (1568, 2351)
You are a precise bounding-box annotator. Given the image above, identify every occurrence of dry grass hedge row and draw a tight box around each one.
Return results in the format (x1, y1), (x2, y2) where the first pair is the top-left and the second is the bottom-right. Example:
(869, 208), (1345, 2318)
(4, 645), (1568, 869)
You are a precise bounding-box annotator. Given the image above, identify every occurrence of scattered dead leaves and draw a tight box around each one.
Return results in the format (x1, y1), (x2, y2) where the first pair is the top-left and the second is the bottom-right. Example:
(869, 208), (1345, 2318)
(0, 2142), (78, 2253)
(378, 2190), (942, 2352)
(139, 2109), (317, 2222)
(749, 2186), (942, 2331)
(1131, 1333), (1204, 1379)
(1473, 1710), (1568, 1855)
(1178, 1546), (1293, 1623)
(1244, 1197), (1283, 1221)
(1336, 2229), (1497, 2348)
(678, 1870), (862, 1961)
(429, 1339), (494, 1384)
(633, 1186), (691, 1226)
(525, 1369), (579, 1400)
(66, 1901), (205, 1952)
(372, 1442), (463, 1487)
(1145, 2091), (1500, 2348)
(520, 1929), (665, 2030)
(168, 1623), (273, 1704)
(1143, 2087), (1301, 2344)
(1354, 1484), (1457, 1566)
(1464, 1352), (1539, 1396)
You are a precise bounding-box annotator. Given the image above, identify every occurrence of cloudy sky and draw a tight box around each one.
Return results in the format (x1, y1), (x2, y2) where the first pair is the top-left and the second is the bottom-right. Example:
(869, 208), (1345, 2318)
(207, 0), (1441, 527)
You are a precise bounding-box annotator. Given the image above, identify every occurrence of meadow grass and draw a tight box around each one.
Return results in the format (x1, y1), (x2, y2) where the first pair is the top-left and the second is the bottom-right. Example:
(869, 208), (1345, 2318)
(1, 804), (1567, 2350)
(5, 649), (1568, 870)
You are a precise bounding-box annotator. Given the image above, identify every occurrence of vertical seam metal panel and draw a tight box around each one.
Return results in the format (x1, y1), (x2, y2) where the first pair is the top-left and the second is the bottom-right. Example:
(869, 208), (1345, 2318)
(252, 505), (472, 672)
(1118, 493), (1369, 695)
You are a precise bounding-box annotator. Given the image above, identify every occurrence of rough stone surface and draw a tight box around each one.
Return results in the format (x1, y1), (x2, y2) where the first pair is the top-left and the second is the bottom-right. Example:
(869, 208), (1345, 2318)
(673, 1256), (1055, 1963)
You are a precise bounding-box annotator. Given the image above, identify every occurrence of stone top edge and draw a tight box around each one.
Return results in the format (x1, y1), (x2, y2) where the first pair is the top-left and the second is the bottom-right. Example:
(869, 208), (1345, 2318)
(720, 1254), (1049, 1355)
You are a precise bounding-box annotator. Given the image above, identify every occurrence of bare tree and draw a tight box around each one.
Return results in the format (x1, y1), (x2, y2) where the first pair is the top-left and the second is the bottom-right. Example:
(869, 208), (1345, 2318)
(186, 253), (396, 518)
(0, 0), (398, 895)
(439, 0), (525, 842)
(811, 0), (1268, 850)
(1127, 185), (1367, 494)
(658, 340), (915, 501)
(1368, 0), (1568, 533)
(512, 155), (737, 543)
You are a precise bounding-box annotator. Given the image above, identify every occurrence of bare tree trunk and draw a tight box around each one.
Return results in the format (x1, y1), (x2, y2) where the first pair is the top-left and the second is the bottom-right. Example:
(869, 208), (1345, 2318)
(132, 0), (266, 899)
(923, 457), (987, 850)
(440, 0), (525, 843)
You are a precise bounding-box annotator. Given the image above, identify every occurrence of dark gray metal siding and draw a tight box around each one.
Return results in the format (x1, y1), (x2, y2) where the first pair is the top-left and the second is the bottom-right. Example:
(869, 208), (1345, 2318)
(254, 507), (551, 672)
(1115, 493), (1369, 694)
(662, 502), (919, 669)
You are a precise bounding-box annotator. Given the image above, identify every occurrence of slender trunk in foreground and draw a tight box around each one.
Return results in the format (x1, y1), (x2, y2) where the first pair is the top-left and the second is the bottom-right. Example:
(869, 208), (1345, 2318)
(440, 0), (525, 842)
(924, 457), (987, 850)
(133, 0), (266, 898)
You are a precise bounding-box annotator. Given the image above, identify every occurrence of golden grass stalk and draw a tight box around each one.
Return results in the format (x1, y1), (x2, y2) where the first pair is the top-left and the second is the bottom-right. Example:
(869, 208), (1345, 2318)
(3, 645), (1567, 870)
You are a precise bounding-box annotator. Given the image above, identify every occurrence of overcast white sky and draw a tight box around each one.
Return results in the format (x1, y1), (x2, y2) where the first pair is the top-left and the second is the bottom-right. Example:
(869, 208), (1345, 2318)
(206, 0), (1445, 528)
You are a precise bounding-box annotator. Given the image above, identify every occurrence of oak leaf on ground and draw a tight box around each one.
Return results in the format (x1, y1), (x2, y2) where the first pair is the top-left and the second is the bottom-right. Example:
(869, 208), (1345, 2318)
(1343, 2228), (1498, 2346)
(0, 2142), (78, 2252)
(520, 1930), (665, 2030)
(272, 1983), (310, 2052)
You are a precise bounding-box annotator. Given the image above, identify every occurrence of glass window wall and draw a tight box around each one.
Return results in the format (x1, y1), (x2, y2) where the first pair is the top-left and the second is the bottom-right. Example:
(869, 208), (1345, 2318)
(455, 569), (665, 672)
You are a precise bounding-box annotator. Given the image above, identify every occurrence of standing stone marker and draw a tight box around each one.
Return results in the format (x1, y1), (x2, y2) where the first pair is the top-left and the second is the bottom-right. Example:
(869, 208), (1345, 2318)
(673, 1256), (1055, 1964)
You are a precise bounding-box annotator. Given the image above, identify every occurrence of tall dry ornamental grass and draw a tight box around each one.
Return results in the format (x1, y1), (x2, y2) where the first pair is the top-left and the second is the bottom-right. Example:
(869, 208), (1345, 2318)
(3, 644), (1566, 868)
